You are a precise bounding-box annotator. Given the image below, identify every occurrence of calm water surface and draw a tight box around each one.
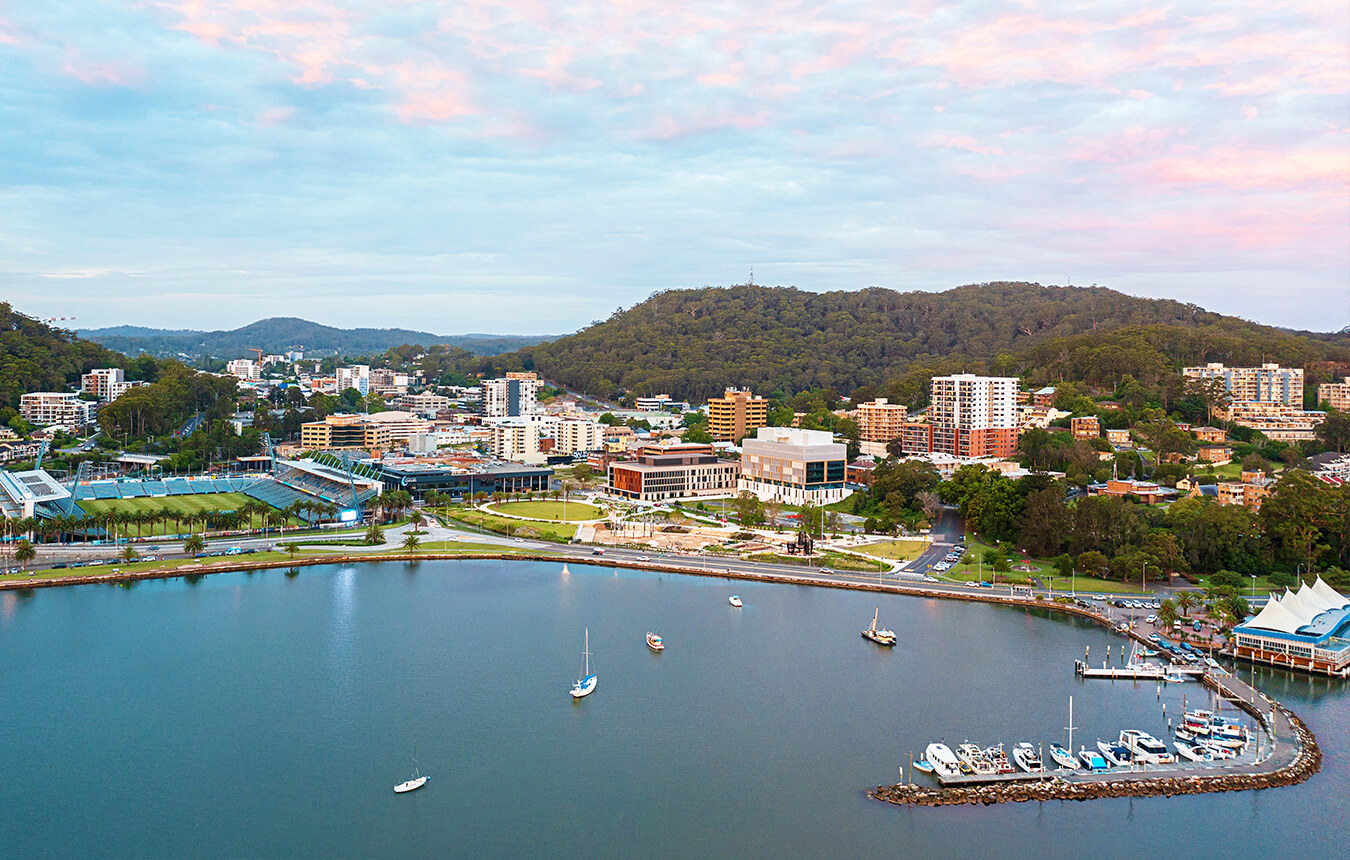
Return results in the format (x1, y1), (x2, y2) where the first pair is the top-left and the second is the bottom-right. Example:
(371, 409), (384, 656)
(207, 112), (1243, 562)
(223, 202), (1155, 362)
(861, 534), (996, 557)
(1, 560), (1345, 858)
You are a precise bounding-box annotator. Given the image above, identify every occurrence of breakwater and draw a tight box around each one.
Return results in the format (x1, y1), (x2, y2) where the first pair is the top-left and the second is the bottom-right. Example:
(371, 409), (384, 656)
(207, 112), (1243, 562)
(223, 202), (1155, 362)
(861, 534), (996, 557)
(871, 709), (1320, 807)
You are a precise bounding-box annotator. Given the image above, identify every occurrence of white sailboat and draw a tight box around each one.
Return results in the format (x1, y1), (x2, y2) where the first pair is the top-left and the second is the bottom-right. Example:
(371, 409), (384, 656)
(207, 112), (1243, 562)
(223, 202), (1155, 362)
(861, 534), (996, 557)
(570, 627), (597, 699)
(393, 745), (428, 794)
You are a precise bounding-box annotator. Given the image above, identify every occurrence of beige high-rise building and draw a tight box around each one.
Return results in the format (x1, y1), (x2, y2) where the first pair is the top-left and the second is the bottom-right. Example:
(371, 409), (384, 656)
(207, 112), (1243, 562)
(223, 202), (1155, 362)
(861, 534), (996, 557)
(1318, 377), (1350, 411)
(856, 398), (908, 443)
(705, 388), (767, 442)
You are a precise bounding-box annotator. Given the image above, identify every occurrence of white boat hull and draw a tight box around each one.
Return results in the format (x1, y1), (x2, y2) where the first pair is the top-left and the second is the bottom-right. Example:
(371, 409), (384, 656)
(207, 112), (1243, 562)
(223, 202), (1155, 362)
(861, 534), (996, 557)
(571, 673), (597, 698)
(394, 776), (428, 793)
(729, 596), (742, 607)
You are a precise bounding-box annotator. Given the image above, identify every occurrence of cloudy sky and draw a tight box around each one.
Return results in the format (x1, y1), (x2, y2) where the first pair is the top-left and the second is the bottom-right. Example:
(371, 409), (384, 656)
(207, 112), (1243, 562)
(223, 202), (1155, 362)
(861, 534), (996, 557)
(1, 1), (1346, 335)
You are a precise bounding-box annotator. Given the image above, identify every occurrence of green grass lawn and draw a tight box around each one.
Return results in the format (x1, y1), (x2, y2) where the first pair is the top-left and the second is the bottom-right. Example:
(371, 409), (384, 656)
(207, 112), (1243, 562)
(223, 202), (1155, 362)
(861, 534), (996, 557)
(1039, 575), (1151, 594)
(77, 493), (304, 536)
(487, 500), (603, 521)
(0, 550), (320, 583)
(749, 551), (888, 572)
(445, 509), (577, 542)
(856, 539), (927, 561)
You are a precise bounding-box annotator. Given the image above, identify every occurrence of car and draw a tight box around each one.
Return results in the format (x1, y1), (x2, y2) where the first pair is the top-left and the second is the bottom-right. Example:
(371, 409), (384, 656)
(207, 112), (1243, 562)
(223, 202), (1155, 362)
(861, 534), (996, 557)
(194, 553), (208, 559)
(638, 555), (650, 561)
(978, 581), (993, 588)
(591, 549), (604, 555)
(514, 538), (525, 543)
(52, 563), (67, 569)
(1146, 614), (1157, 623)
(923, 576), (938, 583)
(819, 567), (832, 574)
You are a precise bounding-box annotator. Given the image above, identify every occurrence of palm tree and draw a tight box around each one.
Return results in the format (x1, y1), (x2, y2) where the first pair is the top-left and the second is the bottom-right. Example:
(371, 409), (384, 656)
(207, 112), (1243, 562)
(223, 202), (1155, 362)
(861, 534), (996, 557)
(402, 533), (421, 552)
(365, 522), (384, 545)
(119, 545), (139, 564)
(1157, 599), (1179, 631)
(184, 533), (205, 555)
(14, 538), (36, 572)
(409, 510), (425, 531)
(283, 542), (300, 563)
(1176, 591), (1199, 618)
(157, 505), (176, 537)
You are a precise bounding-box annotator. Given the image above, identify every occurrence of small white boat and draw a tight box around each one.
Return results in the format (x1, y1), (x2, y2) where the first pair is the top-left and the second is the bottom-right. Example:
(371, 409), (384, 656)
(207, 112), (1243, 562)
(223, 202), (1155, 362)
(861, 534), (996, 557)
(728, 595), (742, 608)
(570, 628), (597, 699)
(1048, 743), (1078, 770)
(955, 743), (997, 775)
(1173, 741), (1211, 763)
(1175, 725), (1198, 742)
(1011, 742), (1045, 773)
(646, 631), (664, 652)
(1164, 671), (1187, 683)
(924, 743), (962, 778)
(394, 745), (428, 794)
(913, 759), (935, 774)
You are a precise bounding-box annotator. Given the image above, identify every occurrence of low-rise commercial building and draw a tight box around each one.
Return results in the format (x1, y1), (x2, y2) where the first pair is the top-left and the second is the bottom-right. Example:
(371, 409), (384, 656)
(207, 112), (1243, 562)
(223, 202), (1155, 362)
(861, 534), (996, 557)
(1232, 579), (1350, 677)
(606, 442), (738, 502)
(738, 427), (848, 506)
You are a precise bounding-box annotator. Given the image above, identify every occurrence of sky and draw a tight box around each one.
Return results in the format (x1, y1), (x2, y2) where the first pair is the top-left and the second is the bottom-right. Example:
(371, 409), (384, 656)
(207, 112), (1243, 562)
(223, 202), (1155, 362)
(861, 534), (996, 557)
(1, 1), (1347, 336)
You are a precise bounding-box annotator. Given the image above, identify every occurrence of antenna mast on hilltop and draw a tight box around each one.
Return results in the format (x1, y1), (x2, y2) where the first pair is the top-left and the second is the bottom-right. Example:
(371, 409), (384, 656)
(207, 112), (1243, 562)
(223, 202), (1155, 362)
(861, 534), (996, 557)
(748, 268), (754, 286)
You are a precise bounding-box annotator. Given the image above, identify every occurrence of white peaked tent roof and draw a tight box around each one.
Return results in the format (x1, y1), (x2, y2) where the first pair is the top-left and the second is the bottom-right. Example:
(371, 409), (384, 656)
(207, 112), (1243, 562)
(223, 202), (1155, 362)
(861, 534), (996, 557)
(1297, 581), (1338, 614)
(1280, 588), (1317, 621)
(1311, 577), (1349, 610)
(1244, 595), (1309, 635)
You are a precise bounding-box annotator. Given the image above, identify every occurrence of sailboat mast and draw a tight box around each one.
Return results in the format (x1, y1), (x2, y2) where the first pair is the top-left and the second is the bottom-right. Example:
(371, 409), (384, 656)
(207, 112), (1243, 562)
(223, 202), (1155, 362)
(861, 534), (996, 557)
(1065, 696), (1077, 751)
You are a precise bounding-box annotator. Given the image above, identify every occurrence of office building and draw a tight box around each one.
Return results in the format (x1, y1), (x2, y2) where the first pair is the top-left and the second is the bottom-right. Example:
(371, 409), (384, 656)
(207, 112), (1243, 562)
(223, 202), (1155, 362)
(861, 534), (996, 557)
(705, 388), (767, 442)
(483, 372), (543, 418)
(739, 427), (848, 506)
(226, 359), (261, 382)
(606, 442), (738, 502)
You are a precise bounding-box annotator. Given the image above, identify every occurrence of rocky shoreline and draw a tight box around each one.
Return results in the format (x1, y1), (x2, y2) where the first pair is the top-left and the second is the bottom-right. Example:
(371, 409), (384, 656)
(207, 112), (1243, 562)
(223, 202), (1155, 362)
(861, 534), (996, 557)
(870, 709), (1321, 807)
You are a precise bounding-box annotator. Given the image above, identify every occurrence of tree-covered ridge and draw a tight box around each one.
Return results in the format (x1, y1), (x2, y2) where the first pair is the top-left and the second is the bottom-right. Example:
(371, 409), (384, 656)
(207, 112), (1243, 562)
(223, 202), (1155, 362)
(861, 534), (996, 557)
(522, 283), (1350, 402)
(83, 317), (554, 359)
(0, 303), (125, 410)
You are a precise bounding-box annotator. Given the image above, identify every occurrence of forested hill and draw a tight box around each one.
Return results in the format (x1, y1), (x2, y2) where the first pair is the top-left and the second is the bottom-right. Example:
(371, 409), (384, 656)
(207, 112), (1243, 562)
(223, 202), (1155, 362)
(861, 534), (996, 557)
(82, 317), (553, 358)
(0, 304), (123, 410)
(520, 283), (1350, 402)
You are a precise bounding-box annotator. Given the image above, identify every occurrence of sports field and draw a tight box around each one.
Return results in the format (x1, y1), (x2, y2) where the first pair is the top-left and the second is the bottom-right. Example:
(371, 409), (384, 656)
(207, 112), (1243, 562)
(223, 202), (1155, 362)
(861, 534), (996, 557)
(488, 500), (603, 521)
(77, 493), (301, 536)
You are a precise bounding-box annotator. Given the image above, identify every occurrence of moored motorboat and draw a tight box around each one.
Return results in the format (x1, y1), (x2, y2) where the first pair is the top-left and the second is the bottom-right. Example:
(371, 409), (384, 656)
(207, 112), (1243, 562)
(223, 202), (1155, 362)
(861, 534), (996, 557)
(1097, 740), (1132, 767)
(729, 595), (743, 608)
(1200, 742), (1236, 759)
(955, 743), (997, 775)
(924, 743), (962, 778)
(1048, 743), (1078, 770)
(913, 759), (935, 774)
(861, 607), (897, 646)
(1078, 747), (1110, 772)
(1011, 742), (1045, 773)
(1173, 741), (1212, 762)
(1175, 725), (1198, 742)
(984, 744), (1016, 774)
(1120, 729), (1176, 765)
(646, 631), (664, 651)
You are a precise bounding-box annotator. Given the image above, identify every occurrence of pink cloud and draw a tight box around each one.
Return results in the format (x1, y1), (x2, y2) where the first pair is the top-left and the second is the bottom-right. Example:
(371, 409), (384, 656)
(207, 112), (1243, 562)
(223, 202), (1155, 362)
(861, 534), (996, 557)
(62, 50), (146, 88)
(922, 132), (1004, 156)
(256, 106), (295, 126)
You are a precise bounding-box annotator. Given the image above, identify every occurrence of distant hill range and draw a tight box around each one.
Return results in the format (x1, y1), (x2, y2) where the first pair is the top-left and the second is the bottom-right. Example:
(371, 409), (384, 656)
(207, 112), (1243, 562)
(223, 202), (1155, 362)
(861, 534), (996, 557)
(521, 282), (1350, 403)
(81, 317), (555, 358)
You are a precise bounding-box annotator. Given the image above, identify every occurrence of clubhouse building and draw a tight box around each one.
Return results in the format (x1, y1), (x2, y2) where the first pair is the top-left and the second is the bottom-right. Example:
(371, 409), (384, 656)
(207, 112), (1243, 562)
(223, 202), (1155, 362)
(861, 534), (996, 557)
(1232, 577), (1350, 677)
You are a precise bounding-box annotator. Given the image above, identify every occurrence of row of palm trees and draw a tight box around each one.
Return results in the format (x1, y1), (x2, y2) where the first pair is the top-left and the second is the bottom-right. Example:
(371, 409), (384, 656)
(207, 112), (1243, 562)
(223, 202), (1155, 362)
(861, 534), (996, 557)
(1154, 588), (1251, 646)
(1, 498), (343, 550)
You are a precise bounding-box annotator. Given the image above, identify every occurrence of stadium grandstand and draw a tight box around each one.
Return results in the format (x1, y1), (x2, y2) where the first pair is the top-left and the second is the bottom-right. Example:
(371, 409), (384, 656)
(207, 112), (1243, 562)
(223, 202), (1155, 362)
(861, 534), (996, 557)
(266, 458), (382, 509)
